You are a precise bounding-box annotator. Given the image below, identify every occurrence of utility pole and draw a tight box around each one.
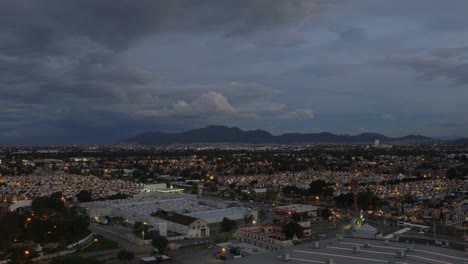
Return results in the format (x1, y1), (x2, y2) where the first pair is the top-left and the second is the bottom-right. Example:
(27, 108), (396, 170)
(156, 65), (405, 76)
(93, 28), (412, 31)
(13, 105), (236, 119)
(433, 209), (436, 241)
(351, 180), (359, 219)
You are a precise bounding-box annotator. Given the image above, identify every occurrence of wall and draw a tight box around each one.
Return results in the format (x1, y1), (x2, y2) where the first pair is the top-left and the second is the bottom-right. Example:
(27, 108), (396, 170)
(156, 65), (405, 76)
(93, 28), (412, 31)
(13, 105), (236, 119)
(163, 219), (210, 238)
(144, 183), (167, 192)
(187, 219), (210, 238)
(88, 207), (113, 219)
(236, 226), (293, 251)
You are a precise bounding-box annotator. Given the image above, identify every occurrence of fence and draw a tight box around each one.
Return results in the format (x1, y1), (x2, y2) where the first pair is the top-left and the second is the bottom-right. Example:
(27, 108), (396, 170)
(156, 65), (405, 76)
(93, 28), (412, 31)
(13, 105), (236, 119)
(167, 235), (187, 241)
(0, 233), (95, 263)
(67, 233), (93, 249)
(124, 233), (152, 245)
(398, 233), (467, 251)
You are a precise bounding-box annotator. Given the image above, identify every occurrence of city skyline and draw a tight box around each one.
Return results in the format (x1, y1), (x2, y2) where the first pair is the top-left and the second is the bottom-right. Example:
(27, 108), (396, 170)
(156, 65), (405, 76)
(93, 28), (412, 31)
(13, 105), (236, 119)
(1, 0), (468, 145)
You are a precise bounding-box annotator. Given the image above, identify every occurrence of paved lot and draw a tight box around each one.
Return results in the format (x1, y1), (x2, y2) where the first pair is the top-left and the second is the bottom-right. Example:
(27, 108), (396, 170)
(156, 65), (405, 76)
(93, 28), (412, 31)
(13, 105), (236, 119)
(90, 224), (153, 254)
(174, 248), (224, 264)
(227, 237), (468, 264)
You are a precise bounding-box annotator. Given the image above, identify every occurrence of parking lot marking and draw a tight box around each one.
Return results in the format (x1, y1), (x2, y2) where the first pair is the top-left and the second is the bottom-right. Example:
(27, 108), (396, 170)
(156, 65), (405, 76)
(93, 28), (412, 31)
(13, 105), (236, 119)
(406, 255), (453, 264)
(288, 257), (324, 263)
(294, 249), (387, 263)
(415, 249), (466, 261)
(327, 246), (395, 255)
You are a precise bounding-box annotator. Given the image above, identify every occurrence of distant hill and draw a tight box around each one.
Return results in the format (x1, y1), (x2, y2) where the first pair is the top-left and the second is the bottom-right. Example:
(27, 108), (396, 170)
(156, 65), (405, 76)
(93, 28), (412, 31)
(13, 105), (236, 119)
(121, 125), (437, 145)
(452, 138), (468, 144)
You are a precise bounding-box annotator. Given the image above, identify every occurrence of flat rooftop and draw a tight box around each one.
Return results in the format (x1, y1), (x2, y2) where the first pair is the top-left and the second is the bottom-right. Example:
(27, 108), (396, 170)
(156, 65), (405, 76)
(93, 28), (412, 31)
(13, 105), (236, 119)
(186, 207), (255, 223)
(227, 237), (468, 264)
(275, 204), (319, 213)
(82, 193), (227, 220)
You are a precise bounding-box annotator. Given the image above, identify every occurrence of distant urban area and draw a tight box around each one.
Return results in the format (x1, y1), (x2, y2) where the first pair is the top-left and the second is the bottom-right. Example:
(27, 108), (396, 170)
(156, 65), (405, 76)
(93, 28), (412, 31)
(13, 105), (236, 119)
(2, 0), (468, 263)
(1, 141), (467, 263)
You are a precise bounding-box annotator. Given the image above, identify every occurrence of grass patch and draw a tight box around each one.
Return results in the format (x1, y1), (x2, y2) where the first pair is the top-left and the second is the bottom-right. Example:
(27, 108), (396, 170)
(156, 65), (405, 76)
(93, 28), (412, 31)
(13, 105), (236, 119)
(44, 246), (66, 255)
(81, 235), (119, 253)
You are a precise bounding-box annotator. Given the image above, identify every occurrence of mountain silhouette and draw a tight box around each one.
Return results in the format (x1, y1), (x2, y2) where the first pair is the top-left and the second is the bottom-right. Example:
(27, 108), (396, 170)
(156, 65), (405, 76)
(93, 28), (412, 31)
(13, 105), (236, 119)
(121, 125), (436, 145)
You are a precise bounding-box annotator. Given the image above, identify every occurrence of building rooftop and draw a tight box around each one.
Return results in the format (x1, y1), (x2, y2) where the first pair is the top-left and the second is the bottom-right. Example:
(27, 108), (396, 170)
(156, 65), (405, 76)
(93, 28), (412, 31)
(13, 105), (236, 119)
(152, 210), (198, 226)
(186, 207), (255, 224)
(226, 237), (468, 264)
(275, 204), (319, 214)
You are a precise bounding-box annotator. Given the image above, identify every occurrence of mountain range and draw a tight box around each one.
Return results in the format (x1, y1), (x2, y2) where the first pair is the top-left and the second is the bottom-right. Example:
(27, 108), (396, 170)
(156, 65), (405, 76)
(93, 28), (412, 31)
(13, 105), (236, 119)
(121, 125), (439, 145)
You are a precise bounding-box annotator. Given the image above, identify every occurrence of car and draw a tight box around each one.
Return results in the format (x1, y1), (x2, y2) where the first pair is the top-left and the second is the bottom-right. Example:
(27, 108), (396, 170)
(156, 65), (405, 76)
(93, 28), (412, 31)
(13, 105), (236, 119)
(213, 251), (227, 260)
(399, 215), (408, 220)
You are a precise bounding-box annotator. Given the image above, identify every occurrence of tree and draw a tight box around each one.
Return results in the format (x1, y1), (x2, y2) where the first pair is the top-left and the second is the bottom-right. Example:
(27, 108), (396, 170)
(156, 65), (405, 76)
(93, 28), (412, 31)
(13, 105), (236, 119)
(117, 249), (135, 264)
(358, 188), (387, 211)
(322, 187), (334, 197)
(309, 180), (327, 196)
(228, 182), (237, 189)
(321, 208), (333, 219)
(50, 191), (63, 200)
(221, 217), (237, 232)
(249, 180), (258, 187)
(0, 213), (23, 250)
(50, 256), (104, 264)
(76, 190), (92, 202)
(461, 155), (468, 163)
(207, 183), (218, 193)
(9, 246), (37, 263)
(191, 182), (199, 195)
(283, 222), (304, 240)
(32, 196), (65, 216)
(334, 193), (353, 207)
(132, 221), (149, 237)
(258, 208), (267, 224)
(402, 194), (416, 205)
(282, 186), (308, 197)
(291, 213), (301, 222)
(265, 188), (278, 201)
(243, 213), (254, 226)
(447, 168), (459, 179)
(151, 234), (168, 254)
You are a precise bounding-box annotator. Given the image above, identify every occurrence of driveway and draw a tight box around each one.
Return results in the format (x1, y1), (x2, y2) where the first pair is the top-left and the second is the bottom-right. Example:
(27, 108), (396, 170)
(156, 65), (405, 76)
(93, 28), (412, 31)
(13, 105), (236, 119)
(174, 248), (224, 264)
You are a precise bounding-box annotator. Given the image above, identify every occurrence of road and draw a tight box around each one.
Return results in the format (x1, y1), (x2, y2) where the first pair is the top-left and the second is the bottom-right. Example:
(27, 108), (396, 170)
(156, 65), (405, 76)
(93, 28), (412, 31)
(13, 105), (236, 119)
(174, 248), (224, 264)
(89, 224), (154, 257)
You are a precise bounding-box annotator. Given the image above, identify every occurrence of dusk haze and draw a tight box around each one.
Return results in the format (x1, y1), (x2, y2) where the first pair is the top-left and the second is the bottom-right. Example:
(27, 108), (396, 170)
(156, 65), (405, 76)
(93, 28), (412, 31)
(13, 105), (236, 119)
(0, 1), (467, 264)
(1, 0), (468, 145)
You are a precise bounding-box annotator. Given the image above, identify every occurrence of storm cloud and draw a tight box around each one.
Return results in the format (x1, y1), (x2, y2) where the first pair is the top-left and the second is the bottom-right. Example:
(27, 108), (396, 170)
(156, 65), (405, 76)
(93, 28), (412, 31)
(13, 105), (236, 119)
(1, 0), (468, 144)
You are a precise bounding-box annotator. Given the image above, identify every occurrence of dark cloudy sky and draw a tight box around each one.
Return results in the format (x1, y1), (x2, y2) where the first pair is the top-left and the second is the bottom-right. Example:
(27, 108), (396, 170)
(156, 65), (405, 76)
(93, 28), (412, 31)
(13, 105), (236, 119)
(1, 0), (468, 145)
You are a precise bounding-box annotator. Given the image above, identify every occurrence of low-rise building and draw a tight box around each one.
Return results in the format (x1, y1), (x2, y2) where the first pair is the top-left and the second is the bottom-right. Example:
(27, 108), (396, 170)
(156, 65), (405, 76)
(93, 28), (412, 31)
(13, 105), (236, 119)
(236, 224), (294, 251)
(275, 204), (319, 220)
(152, 210), (210, 238)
